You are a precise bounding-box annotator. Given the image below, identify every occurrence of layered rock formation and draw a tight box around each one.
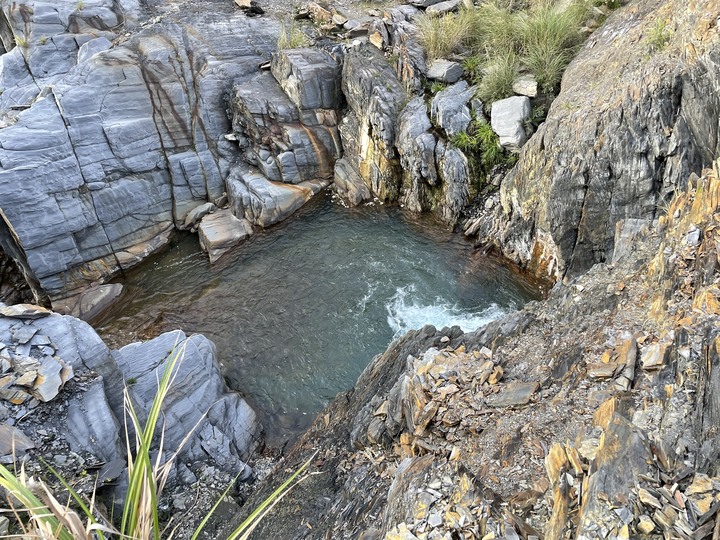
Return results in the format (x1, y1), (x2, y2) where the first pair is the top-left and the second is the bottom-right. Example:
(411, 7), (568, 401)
(0, 304), (260, 477)
(0, 0), (283, 307)
(467, 0), (720, 283)
(0, 0), (534, 313)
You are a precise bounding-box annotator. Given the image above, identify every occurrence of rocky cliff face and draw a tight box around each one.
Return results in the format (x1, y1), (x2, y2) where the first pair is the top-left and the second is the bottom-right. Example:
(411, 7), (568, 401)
(0, 0), (282, 308)
(468, 0), (720, 283)
(0, 303), (260, 486)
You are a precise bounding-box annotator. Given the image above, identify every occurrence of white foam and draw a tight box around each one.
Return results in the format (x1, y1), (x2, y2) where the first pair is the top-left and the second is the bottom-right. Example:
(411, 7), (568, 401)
(386, 285), (508, 338)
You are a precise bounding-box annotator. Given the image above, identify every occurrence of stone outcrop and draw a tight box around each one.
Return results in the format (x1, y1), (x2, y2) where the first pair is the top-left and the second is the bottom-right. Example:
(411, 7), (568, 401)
(470, 0), (720, 283)
(0, 1), (284, 307)
(0, 305), (260, 478)
(334, 42), (474, 224)
(114, 330), (260, 473)
(335, 44), (407, 203)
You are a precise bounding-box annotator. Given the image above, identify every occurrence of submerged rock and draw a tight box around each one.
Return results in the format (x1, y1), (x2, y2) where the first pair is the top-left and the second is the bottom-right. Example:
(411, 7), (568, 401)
(198, 209), (253, 263)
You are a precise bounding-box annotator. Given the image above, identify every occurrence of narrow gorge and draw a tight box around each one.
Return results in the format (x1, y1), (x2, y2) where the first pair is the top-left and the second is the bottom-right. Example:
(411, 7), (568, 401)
(0, 0), (719, 538)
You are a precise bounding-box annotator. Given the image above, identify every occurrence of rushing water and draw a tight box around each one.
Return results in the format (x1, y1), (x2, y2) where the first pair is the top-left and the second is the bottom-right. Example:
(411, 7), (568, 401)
(97, 191), (540, 444)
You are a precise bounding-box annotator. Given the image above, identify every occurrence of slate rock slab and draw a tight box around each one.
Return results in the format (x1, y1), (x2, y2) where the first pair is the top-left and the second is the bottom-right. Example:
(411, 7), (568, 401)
(490, 95), (531, 149)
(486, 381), (539, 407)
(198, 209), (254, 263)
(427, 60), (464, 83)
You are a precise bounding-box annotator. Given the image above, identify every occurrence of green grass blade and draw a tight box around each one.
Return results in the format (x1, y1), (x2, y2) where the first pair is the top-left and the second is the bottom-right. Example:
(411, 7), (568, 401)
(226, 451), (318, 540)
(40, 458), (107, 540)
(121, 339), (186, 539)
(0, 464), (75, 540)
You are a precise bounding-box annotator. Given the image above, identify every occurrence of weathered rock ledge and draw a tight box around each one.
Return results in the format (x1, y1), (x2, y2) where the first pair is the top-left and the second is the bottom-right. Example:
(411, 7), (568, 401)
(467, 0), (720, 284)
(0, 304), (261, 535)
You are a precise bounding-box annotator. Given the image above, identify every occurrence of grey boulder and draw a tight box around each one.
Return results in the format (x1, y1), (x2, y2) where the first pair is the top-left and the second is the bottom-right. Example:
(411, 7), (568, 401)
(198, 209), (253, 263)
(425, 0), (463, 16)
(431, 80), (475, 138)
(426, 60), (464, 84)
(113, 330), (261, 470)
(490, 96), (531, 150)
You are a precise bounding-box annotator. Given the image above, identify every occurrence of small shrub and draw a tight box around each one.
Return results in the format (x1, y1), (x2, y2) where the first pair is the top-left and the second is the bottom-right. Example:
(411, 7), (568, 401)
(277, 20), (311, 49)
(76, 0), (85, 10)
(39, 35), (48, 45)
(429, 81), (447, 94)
(517, 0), (587, 92)
(461, 55), (483, 83)
(451, 130), (477, 153)
(14, 34), (27, 48)
(476, 51), (519, 103)
(451, 119), (506, 172)
(476, 121), (504, 170)
(646, 18), (672, 52)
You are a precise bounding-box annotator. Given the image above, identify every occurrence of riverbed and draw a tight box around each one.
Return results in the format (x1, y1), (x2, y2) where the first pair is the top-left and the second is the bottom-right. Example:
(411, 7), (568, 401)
(97, 192), (540, 445)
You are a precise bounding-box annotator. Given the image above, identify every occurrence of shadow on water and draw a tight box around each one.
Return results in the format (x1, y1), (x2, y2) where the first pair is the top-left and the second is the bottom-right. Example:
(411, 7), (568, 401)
(96, 191), (541, 447)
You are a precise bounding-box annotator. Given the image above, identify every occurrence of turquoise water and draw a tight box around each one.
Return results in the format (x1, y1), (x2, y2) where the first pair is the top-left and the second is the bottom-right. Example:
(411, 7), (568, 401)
(97, 191), (539, 444)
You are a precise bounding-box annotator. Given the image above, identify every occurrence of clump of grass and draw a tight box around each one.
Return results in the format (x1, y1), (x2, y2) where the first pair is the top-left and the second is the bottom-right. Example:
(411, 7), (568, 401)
(461, 55), (483, 82)
(75, 0), (85, 10)
(470, 2), (520, 56)
(421, 0), (592, 102)
(476, 51), (519, 103)
(429, 81), (447, 94)
(645, 18), (672, 52)
(277, 20), (311, 50)
(475, 120), (504, 170)
(516, 0), (588, 92)
(0, 343), (318, 539)
(14, 34), (28, 48)
(415, 10), (474, 61)
(450, 118), (506, 172)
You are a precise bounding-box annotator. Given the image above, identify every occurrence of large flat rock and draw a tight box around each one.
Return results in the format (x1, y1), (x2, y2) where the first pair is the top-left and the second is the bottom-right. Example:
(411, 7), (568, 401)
(271, 48), (343, 111)
(227, 164), (329, 228)
(198, 209), (253, 263)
